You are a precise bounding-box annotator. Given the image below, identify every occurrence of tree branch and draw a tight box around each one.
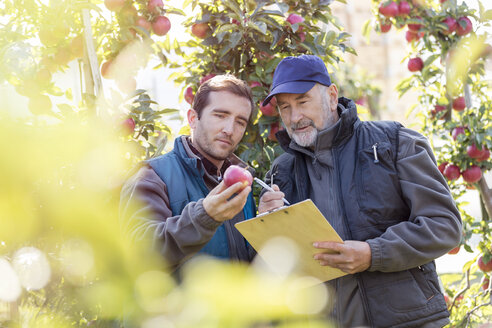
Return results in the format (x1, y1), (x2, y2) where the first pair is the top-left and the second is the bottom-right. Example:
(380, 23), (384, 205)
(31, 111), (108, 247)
(477, 177), (492, 219)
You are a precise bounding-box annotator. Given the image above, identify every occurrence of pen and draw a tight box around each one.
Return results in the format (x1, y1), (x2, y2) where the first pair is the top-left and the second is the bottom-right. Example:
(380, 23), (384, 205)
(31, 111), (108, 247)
(253, 177), (291, 206)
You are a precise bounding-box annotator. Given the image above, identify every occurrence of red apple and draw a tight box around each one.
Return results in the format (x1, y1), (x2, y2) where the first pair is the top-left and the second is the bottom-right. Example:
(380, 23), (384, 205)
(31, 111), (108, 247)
(200, 73), (216, 85)
(467, 144), (486, 159)
(298, 31), (306, 42)
(462, 165), (482, 183)
(431, 104), (447, 117)
(260, 102), (278, 117)
(408, 17), (422, 31)
(408, 57), (424, 72)
(104, 0), (125, 11)
(481, 276), (490, 291)
(184, 87), (194, 105)
(147, 0), (164, 13)
(440, 0), (448, 3)
(287, 13), (304, 25)
(452, 96), (466, 111)
(231, 18), (240, 26)
(223, 165), (253, 188)
(452, 126), (466, 140)
(249, 81), (261, 88)
(380, 21), (392, 33)
(477, 149), (490, 162)
(191, 23), (210, 39)
(379, 2), (399, 17)
(442, 17), (457, 35)
(438, 162), (448, 174)
(136, 17), (152, 31)
(152, 16), (171, 36)
(456, 16), (473, 36)
(398, 1), (411, 17)
(443, 164), (460, 180)
(406, 30), (423, 42)
(270, 96), (277, 107)
(121, 117), (135, 135)
(477, 256), (492, 272)
(268, 122), (281, 142)
(448, 245), (460, 254)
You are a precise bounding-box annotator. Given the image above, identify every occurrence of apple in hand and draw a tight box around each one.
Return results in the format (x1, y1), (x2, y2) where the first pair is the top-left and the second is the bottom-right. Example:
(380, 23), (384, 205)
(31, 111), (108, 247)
(223, 165), (253, 188)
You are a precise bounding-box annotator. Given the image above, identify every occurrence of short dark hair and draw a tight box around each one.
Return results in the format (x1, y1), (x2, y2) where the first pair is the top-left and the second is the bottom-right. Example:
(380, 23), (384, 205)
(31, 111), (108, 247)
(192, 74), (254, 120)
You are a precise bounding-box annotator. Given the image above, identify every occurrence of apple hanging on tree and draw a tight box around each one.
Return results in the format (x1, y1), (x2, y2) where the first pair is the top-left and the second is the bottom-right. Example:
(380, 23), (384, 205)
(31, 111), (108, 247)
(461, 165), (482, 184)
(191, 23), (211, 39)
(456, 16), (473, 36)
(379, 2), (399, 17)
(184, 87), (194, 105)
(452, 96), (466, 111)
(152, 16), (171, 36)
(104, 0), (125, 12)
(443, 164), (460, 180)
(408, 57), (424, 72)
(477, 255), (492, 272)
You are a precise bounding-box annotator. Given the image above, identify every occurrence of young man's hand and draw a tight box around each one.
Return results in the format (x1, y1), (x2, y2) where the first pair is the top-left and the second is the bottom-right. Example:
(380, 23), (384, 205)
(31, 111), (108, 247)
(203, 181), (251, 222)
(258, 184), (285, 214)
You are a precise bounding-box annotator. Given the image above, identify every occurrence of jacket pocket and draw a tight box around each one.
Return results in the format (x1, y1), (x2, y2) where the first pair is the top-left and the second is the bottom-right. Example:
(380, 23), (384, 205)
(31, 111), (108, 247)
(356, 142), (405, 221)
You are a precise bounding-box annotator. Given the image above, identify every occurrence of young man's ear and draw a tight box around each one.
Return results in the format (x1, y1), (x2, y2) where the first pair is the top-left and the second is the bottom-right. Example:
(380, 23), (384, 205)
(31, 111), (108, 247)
(187, 108), (198, 129)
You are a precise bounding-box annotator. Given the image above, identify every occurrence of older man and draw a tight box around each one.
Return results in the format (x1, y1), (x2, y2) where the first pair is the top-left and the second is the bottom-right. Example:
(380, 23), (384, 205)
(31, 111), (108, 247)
(259, 55), (461, 328)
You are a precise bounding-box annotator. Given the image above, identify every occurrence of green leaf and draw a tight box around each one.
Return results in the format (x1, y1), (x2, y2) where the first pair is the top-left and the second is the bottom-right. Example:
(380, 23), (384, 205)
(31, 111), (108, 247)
(165, 8), (186, 16)
(158, 108), (180, 115)
(224, 1), (243, 20)
(216, 23), (238, 34)
(482, 10), (492, 22)
(361, 19), (372, 44)
(276, 3), (289, 14)
(313, 11), (329, 24)
(248, 21), (267, 35)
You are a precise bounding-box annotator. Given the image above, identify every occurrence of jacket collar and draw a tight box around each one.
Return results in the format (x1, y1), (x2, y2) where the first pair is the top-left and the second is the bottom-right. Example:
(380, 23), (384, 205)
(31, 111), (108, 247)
(277, 97), (359, 154)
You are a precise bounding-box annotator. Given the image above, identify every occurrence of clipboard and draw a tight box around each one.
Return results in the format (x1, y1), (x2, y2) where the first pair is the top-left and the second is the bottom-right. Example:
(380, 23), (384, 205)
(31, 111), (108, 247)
(234, 199), (347, 282)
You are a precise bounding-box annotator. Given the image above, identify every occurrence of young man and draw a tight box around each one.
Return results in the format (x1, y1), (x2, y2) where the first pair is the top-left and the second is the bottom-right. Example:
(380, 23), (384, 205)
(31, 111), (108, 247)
(120, 75), (256, 269)
(259, 55), (462, 328)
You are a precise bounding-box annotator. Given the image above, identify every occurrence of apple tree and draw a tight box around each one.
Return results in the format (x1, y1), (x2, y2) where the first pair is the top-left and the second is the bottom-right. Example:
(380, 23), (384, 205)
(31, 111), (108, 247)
(168, 0), (354, 192)
(370, 0), (491, 325)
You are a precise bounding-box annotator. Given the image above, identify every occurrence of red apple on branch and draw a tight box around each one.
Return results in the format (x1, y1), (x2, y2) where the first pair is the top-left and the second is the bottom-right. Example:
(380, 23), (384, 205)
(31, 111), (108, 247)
(451, 126), (466, 140)
(467, 144), (486, 159)
(104, 0), (125, 11)
(481, 276), (490, 291)
(152, 16), (171, 36)
(191, 23), (211, 39)
(380, 21), (392, 33)
(184, 87), (194, 105)
(397, 1), (411, 17)
(477, 149), (490, 162)
(456, 16), (473, 36)
(443, 164), (460, 180)
(260, 102), (278, 117)
(477, 255), (492, 272)
(431, 104), (447, 117)
(200, 74), (216, 85)
(461, 165), (482, 184)
(268, 122), (281, 142)
(448, 245), (460, 254)
(438, 162), (448, 174)
(136, 17), (152, 32)
(121, 117), (135, 135)
(286, 13), (304, 25)
(408, 57), (424, 72)
(223, 165), (253, 188)
(406, 30), (423, 42)
(379, 2), (399, 17)
(442, 17), (457, 35)
(452, 96), (465, 111)
(147, 0), (164, 13)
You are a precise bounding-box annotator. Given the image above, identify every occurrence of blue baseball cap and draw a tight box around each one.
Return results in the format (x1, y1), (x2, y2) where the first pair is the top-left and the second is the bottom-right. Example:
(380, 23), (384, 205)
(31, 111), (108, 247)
(262, 55), (332, 106)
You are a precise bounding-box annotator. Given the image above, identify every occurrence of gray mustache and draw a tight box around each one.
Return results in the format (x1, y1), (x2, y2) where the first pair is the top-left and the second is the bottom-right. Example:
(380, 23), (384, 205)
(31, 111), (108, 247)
(291, 119), (315, 131)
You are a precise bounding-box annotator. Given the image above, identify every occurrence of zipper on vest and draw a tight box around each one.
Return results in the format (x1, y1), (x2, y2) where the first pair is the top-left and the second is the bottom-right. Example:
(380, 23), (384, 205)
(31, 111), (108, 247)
(332, 147), (374, 328)
(372, 143), (379, 164)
